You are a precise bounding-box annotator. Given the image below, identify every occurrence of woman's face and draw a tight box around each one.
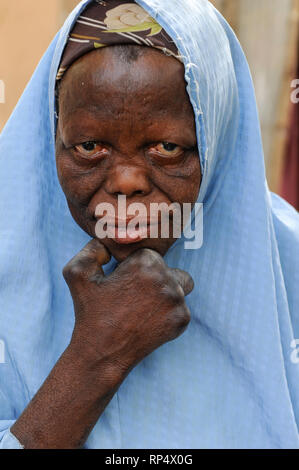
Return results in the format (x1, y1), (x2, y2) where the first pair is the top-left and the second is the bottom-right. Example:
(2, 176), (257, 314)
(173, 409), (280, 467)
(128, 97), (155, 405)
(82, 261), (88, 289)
(56, 47), (201, 261)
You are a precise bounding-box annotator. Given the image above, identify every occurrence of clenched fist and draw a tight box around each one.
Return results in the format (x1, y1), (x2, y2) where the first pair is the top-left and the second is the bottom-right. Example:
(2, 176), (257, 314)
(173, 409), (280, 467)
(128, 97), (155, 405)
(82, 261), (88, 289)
(11, 239), (194, 449)
(63, 239), (194, 375)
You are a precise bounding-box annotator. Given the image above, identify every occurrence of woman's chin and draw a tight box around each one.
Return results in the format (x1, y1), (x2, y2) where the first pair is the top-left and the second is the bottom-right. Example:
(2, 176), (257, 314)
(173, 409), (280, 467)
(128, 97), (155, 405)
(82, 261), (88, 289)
(99, 237), (174, 263)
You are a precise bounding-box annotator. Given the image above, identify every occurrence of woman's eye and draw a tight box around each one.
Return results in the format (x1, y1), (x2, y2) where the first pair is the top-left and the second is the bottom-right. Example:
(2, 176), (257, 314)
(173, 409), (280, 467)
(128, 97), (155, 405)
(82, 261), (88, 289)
(74, 141), (108, 158)
(149, 142), (184, 158)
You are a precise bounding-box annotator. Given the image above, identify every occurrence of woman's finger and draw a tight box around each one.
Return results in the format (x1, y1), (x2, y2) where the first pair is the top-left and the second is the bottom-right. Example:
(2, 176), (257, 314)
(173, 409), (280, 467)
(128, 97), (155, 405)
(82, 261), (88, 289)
(170, 268), (194, 296)
(63, 239), (111, 285)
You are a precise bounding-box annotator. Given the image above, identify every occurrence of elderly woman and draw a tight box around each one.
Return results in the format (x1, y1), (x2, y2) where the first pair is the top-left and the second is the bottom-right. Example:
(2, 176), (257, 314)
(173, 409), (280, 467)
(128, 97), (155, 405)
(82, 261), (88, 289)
(0, 0), (298, 449)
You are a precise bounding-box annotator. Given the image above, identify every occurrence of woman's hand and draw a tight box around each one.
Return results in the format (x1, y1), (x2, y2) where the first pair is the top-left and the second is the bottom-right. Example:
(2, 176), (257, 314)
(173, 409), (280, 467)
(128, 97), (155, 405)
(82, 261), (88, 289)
(64, 239), (194, 376)
(11, 239), (193, 449)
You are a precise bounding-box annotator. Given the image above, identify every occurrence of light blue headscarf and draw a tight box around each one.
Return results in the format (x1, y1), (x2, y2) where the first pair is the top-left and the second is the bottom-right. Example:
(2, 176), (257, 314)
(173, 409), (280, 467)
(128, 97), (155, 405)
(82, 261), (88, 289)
(0, 0), (299, 449)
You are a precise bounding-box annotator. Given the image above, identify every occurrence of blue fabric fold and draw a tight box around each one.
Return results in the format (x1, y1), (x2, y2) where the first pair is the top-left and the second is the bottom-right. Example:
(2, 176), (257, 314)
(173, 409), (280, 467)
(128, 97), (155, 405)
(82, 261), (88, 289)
(0, 427), (24, 450)
(0, 0), (298, 448)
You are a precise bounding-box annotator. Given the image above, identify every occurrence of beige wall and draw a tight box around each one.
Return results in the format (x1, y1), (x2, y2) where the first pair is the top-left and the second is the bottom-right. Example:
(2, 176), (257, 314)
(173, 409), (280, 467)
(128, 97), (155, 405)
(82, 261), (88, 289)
(0, 0), (78, 130)
(211, 0), (299, 191)
(0, 0), (61, 130)
(59, 0), (79, 24)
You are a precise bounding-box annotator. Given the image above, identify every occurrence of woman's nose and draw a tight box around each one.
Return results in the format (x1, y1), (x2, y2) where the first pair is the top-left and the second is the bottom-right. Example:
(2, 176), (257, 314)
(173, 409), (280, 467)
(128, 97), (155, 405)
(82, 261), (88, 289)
(104, 164), (152, 198)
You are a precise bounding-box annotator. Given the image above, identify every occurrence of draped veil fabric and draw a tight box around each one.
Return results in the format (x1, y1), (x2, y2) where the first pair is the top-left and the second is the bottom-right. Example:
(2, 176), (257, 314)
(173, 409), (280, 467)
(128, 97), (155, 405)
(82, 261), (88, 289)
(0, 0), (299, 449)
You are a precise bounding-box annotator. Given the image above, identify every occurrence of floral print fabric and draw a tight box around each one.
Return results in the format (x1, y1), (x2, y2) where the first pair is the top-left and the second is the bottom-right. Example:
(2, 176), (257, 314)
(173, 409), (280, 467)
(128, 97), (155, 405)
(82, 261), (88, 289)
(56, 0), (180, 80)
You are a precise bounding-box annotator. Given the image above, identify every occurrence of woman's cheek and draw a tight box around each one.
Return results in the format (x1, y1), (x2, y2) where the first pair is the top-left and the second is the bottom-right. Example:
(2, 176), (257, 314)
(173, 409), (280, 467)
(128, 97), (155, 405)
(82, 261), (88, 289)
(56, 154), (99, 205)
(151, 165), (201, 205)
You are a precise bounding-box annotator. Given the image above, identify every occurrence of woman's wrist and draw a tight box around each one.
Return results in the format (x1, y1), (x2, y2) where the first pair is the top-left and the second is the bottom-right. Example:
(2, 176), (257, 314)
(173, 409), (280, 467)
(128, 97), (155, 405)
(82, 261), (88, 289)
(66, 331), (128, 388)
(11, 338), (125, 449)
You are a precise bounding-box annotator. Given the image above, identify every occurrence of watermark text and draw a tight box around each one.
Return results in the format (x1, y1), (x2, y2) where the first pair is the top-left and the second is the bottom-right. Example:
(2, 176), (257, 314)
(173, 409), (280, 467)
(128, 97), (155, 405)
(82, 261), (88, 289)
(0, 80), (5, 104)
(291, 79), (299, 104)
(290, 339), (299, 364)
(95, 196), (203, 250)
(0, 339), (5, 364)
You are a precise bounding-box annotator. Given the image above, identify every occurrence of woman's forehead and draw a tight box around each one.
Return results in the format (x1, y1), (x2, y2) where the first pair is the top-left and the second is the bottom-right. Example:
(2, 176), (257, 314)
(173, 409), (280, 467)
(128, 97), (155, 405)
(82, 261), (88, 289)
(57, 47), (196, 146)
(59, 47), (189, 111)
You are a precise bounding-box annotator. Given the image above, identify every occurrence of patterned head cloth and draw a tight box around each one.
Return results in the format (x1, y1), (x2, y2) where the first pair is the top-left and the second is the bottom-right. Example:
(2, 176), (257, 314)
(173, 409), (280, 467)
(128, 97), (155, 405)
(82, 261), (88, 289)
(56, 0), (181, 80)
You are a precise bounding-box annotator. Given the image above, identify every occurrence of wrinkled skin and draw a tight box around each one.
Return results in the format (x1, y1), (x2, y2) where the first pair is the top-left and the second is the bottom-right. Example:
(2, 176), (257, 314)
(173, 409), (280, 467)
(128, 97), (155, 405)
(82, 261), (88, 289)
(11, 47), (202, 449)
(55, 47), (201, 262)
(63, 240), (194, 374)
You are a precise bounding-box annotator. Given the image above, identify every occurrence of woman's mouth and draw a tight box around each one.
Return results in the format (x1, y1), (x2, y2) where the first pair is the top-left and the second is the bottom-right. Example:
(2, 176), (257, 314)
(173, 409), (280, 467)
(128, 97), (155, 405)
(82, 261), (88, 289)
(112, 225), (148, 244)
(95, 217), (160, 245)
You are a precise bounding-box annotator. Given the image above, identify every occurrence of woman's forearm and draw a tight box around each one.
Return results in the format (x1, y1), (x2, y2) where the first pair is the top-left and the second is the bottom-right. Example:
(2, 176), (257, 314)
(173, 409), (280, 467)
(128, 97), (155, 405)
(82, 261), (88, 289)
(10, 243), (193, 449)
(11, 339), (124, 449)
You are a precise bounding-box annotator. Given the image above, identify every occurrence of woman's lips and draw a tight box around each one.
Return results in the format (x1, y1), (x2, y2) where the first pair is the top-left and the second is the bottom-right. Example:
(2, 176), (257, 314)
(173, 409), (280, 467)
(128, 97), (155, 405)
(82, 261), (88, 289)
(96, 217), (160, 245)
(112, 225), (150, 244)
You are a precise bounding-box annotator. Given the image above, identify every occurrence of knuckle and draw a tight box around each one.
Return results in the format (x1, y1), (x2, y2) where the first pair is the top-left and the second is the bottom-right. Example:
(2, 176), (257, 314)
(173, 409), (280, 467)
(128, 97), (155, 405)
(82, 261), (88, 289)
(171, 269), (194, 296)
(135, 248), (164, 269)
(139, 248), (162, 265)
(173, 305), (191, 332)
(167, 306), (190, 341)
(148, 268), (167, 287)
(163, 282), (185, 304)
(62, 263), (72, 281)
(63, 259), (84, 282)
(180, 308), (191, 328)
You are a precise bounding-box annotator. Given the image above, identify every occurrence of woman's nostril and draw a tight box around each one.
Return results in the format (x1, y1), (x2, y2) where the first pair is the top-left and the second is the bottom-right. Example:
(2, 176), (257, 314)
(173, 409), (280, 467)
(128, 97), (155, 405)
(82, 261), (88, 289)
(114, 189), (145, 197)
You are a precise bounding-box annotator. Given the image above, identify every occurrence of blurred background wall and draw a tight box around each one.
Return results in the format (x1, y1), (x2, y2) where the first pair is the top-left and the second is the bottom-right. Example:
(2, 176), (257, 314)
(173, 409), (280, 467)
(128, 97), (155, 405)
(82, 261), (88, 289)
(0, 0), (298, 202)
(211, 0), (299, 204)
